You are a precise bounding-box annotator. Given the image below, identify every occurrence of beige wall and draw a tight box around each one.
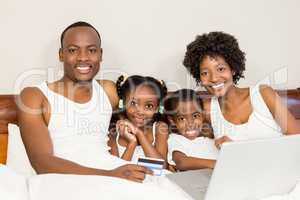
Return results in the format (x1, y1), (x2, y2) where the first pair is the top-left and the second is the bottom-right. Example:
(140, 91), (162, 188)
(1, 0), (299, 94)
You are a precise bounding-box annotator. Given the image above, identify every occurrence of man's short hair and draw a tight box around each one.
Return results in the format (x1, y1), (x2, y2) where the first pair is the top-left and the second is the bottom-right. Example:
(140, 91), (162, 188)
(60, 21), (101, 47)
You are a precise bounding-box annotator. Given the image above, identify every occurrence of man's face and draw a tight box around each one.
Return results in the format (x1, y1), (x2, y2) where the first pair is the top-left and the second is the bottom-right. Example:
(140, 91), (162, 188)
(59, 26), (102, 83)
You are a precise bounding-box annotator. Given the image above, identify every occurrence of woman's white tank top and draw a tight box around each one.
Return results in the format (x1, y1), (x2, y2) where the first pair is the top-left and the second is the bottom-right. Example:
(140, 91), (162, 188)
(210, 84), (282, 141)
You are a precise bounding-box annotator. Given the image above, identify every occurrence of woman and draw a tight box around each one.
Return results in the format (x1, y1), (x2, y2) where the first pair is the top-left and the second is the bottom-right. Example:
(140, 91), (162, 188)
(183, 31), (300, 148)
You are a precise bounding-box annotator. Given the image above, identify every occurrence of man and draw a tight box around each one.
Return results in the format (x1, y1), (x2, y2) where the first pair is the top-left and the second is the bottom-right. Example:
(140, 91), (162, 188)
(17, 21), (151, 182)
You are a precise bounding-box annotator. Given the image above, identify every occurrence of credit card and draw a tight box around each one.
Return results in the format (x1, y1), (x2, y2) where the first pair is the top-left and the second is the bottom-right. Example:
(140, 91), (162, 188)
(137, 156), (164, 176)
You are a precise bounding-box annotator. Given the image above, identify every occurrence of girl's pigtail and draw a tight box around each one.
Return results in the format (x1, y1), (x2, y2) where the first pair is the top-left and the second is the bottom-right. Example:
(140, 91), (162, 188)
(116, 75), (126, 110)
(158, 80), (167, 114)
(160, 80), (168, 98)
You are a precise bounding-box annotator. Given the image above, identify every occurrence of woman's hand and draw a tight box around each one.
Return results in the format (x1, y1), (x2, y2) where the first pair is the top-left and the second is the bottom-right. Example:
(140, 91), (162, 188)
(215, 135), (233, 149)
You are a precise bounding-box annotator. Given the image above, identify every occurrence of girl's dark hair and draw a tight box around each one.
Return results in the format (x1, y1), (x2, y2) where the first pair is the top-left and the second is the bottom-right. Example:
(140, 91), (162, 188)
(116, 75), (167, 102)
(183, 31), (246, 85)
(164, 89), (203, 117)
(115, 75), (168, 122)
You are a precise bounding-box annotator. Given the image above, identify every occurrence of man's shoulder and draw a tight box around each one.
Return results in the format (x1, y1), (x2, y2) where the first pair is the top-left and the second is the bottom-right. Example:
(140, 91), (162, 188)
(20, 87), (44, 100)
(19, 87), (46, 109)
(96, 79), (116, 89)
(96, 79), (119, 110)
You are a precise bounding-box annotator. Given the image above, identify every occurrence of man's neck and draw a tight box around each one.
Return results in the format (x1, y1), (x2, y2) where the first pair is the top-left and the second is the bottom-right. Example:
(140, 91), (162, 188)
(55, 76), (93, 104)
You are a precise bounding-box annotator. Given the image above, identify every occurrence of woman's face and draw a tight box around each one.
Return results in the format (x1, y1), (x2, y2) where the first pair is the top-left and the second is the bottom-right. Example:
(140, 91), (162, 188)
(199, 55), (235, 97)
(171, 100), (204, 140)
(124, 85), (159, 128)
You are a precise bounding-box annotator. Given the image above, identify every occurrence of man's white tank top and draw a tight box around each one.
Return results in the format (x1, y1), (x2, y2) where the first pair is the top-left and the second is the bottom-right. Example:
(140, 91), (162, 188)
(210, 84), (283, 141)
(36, 79), (127, 169)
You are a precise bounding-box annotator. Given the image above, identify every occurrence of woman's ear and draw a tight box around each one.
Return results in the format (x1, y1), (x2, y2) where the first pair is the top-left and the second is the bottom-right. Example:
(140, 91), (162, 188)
(232, 70), (236, 76)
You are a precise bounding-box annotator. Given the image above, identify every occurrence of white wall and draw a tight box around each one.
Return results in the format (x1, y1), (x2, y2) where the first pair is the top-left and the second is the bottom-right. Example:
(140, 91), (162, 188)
(1, 0), (299, 94)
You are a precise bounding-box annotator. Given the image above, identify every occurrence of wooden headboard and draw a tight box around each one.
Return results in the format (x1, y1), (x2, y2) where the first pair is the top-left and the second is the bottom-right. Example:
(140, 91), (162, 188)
(1, 89), (300, 164)
(0, 95), (17, 164)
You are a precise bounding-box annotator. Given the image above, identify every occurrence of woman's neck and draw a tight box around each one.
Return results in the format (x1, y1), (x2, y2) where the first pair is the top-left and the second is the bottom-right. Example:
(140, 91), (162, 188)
(218, 85), (247, 109)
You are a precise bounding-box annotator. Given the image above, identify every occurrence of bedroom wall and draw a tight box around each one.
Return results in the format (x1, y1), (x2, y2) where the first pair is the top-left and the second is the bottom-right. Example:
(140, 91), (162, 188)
(1, 0), (299, 94)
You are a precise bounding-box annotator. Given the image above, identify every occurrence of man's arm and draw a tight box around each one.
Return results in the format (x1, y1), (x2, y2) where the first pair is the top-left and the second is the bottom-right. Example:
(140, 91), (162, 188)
(172, 151), (216, 171)
(17, 87), (150, 182)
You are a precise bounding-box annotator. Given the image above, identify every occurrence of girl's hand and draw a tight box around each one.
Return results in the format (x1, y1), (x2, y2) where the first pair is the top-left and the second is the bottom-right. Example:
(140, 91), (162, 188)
(123, 126), (137, 143)
(215, 135), (233, 149)
(156, 121), (169, 135)
(116, 120), (137, 143)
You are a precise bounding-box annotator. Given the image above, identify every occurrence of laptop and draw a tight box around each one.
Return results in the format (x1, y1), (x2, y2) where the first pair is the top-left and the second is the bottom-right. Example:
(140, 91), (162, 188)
(166, 134), (300, 200)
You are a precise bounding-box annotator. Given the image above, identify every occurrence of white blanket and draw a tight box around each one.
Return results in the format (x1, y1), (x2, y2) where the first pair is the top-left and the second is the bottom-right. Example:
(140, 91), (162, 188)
(28, 173), (193, 200)
(259, 181), (300, 200)
(0, 165), (193, 200)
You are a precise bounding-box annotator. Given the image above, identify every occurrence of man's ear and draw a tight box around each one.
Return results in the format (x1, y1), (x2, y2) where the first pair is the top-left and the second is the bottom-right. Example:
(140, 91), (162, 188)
(99, 48), (103, 62)
(59, 48), (63, 62)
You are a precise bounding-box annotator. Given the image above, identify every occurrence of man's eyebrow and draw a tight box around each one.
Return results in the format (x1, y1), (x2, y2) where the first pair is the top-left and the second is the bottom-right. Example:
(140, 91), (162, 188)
(63, 44), (99, 48)
(87, 44), (99, 48)
(63, 44), (79, 48)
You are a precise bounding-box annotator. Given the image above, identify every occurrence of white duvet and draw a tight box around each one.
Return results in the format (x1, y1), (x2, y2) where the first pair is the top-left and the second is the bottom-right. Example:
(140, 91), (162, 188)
(0, 164), (193, 200)
(3, 164), (300, 200)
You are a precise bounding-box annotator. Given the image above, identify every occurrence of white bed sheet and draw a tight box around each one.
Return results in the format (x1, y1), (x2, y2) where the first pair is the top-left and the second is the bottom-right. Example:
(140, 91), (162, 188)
(28, 173), (194, 200)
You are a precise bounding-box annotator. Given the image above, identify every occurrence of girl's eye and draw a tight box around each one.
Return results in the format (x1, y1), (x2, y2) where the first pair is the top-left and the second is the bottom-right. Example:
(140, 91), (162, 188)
(130, 101), (137, 106)
(200, 71), (208, 76)
(177, 116), (185, 121)
(145, 104), (154, 110)
(193, 113), (202, 119)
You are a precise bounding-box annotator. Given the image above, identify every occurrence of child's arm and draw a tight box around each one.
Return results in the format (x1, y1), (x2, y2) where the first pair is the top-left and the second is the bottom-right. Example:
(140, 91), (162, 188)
(154, 122), (169, 160)
(120, 141), (137, 161)
(115, 120), (138, 161)
(172, 151), (216, 171)
(107, 131), (119, 157)
(135, 128), (164, 160)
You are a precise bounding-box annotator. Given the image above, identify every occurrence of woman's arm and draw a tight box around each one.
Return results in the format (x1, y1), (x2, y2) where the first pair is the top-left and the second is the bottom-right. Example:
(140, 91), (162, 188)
(260, 85), (300, 134)
(172, 151), (216, 171)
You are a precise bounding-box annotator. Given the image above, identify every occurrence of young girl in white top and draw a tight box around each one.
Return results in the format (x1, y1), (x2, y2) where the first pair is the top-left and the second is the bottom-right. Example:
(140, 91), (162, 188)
(183, 32), (300, 148)
(165, 89), (218, 171)
(107, 75), (169, 164)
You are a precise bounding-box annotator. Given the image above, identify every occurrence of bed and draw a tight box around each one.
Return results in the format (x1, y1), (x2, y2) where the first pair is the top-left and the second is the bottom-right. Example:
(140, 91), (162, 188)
(1, 89), (300, 164)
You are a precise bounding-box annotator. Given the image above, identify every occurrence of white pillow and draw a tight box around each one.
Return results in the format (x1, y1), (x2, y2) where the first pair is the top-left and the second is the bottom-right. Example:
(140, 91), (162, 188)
(0, 164), (29, 200)
(6, 123), (36, 177)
